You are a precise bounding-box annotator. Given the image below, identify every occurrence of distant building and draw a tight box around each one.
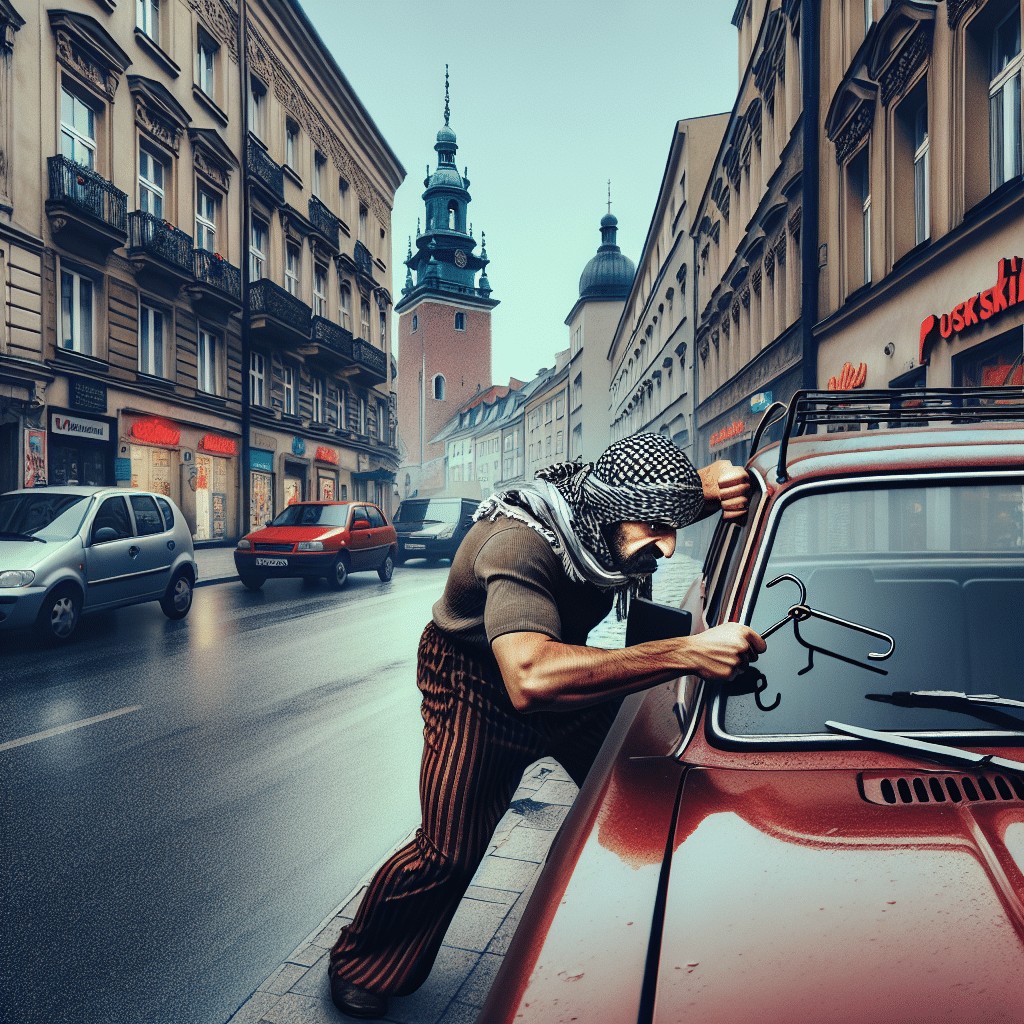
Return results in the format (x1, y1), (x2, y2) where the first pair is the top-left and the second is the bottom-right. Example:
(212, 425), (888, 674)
(564, 205), (635, 464)
(395, 75), (498, 498)
(523, 352), (570, 482)
(608, 114), (727, 464)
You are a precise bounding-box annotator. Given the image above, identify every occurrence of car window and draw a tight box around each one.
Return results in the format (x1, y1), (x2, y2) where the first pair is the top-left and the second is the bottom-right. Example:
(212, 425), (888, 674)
(366, 506), (385, 528)
(155, 496), (174, 529)
(351, 506), (370, 527)
(91, 496), (133, 543)
(270, 504), (350, 528)
(395, 499), (460, 524)
(130, 494), (164, 536)
(0, 492), (88, 538)
(721, 477), (1024, 739)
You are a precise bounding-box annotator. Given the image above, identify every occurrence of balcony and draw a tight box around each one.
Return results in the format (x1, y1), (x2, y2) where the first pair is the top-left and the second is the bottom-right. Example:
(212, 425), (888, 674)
(308, 196), (340, 253)
(248, 278), (311, 349)
(127, 211), (195, 287)
(45, 155), (128, 255)
(187, 249), (242, 319)
(247, 137), (284, 207)
(300, 315), (354, 369)
(350, 337), (388, 387)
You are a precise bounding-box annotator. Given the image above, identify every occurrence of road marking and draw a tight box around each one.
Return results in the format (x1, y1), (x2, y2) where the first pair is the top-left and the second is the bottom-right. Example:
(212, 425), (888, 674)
(0, 705), (142, 753)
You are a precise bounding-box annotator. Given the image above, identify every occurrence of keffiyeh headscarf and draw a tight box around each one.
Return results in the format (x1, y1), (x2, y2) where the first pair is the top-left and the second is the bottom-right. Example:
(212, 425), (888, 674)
(474, 432), (706, 617)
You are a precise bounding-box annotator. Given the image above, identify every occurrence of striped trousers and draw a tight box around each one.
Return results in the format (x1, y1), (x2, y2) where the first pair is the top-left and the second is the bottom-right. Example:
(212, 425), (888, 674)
(328, 621), (620, 996)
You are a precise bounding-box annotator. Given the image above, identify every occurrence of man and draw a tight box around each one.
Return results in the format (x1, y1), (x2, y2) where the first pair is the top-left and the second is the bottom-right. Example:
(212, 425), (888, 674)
(329, 433), (766, 1018)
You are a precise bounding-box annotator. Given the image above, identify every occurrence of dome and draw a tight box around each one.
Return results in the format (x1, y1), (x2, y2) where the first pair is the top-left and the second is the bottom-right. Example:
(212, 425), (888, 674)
(436, 124), (457, 145)
(427, 165), (465, 189)
(578, 249), (635, 300)
(600, 211), (617, 229)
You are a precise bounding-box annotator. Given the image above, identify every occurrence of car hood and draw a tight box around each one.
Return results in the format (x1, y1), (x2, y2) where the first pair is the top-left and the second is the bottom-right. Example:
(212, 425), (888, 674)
(395, 522), (451, 539)
(653, 766), (1024, 1023)
(248, 525), (339, 543)
(0, 537), (72, 569)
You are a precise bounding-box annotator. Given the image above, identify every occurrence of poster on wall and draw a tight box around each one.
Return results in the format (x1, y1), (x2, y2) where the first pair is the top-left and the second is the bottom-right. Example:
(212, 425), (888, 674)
(251, 471), (273, 531)
(24, 430), (46, 487)
(212, 493), (226, 540)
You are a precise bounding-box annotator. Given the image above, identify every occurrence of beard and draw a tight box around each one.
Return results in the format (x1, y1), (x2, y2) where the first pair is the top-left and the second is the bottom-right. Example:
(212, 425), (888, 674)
(615, 545), (661, 575)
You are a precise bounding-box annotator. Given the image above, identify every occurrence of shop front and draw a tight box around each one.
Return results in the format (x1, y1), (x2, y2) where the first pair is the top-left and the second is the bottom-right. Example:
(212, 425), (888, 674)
(194, 433), (237, 542)
(250, 448), (275, 530)
(48, 407), (117, 487)
(315, 444), (341, 500)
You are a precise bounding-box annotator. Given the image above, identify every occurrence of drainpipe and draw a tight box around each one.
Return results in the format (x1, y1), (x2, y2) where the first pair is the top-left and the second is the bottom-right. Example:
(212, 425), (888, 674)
(238, 0), (251, 536)
(801, 0), (820, 390)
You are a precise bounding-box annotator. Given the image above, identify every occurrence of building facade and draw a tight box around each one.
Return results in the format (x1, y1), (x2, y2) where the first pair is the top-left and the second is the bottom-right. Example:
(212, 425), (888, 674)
(395, 84), (498, 499)
(608, 113), (728, 466)
(0, 0), (402, 541)
(523, 353), (570, 482)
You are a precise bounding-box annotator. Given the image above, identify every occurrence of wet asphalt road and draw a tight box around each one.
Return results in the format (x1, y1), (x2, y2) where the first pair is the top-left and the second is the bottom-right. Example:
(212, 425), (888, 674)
(0, 564), (451, 1023)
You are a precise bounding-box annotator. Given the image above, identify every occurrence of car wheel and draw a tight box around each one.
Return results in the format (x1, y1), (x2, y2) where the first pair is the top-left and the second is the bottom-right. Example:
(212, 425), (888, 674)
(160, 569), (194, 620)
(328, 554), (349, 590)
(239, 573), (265, 591)
(36, 584), (82, 644)
(377, 553), (395, 582)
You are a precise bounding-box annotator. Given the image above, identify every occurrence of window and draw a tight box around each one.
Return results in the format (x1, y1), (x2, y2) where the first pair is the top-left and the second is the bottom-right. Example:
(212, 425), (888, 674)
(359, 397), (367, 435)
(556, 430), (564, 454)
(412, 314), (418, 332)
(990, 6), (1022, 191)
(286, 121), (299, 173)
(360, 299), (370, 340)
(313, 377), (324, 422)
(313, 264), (328, 318)
(195, 187), (218, 252)
(138, 302), (166, 377)
(313, 153), (326, 198)
(846, 146), (871, 288)
(139, 148), (166, 218)
(250, 351), (265, 406)
(377, 399), (389, 441)
(249, 77), (267, 139)
(196, 32), (217, 97)
(555, 395), (565, 419)
(283, 364), (296, 415)
(340, 282), (352, 330)
(913, 100), (930, 245)
(454, 311), (466, 331)
(60, 88), (96, 169)
(137, 0), (159, 43)
(285, 243), (301, 296)
(337, 386), (347, 429)
(250, 219), (266, 280)
(358, 205), (368, 243)
(197, 327), (217, 393)
(544, 400), (552, 423)
(379, 310), (387, 347)
(131, 494), (164, 536)
(433, 374), (446, 400)
(60, 270), (93, 355)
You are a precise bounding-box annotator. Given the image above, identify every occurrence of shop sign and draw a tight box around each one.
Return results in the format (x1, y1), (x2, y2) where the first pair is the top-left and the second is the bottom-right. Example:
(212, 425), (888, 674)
(919, 257), (1024, 364)
(250, 448), (274, 473)
(710, 420), (746, 448)
(315, 445), (339, 464)
(199, 433), (237, 456)
(129, 416), (180, 446)
(115, 458), (132, 481)
(68, 377), (107, 414)
(292, 436), (306, 455)
(52, 412), (109, 441)
(750, 391), (773, 412)
(827, 362), (867, 391)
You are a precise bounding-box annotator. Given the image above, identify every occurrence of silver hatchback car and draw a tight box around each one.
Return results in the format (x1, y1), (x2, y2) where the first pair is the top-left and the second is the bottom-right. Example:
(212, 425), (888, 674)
(0, 486), (197, 643)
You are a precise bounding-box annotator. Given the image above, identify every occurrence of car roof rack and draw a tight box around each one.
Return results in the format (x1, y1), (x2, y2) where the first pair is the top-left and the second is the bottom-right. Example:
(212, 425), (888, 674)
(774, 386), (1024, 482)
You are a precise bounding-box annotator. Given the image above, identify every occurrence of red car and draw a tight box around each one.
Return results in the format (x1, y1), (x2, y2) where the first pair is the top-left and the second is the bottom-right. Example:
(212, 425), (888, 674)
(233, 501), (397, 591)
(480, 387), (1024, 1024)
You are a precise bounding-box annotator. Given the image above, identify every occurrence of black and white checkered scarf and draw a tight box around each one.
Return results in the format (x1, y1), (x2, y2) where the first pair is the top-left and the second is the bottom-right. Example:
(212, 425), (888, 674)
(474, 432), (706, 617)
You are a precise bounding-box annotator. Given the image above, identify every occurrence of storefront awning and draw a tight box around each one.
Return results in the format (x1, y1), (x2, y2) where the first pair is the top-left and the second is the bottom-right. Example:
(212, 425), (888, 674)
(351, 468), (397, 482)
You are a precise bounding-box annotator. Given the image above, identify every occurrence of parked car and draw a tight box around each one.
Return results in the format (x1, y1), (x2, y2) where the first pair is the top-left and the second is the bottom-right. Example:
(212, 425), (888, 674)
(234, 501), (397, 590)
(480, 386), (1024, 1024)
(0, 485), (197, 644)
(393, 497), (478, 564)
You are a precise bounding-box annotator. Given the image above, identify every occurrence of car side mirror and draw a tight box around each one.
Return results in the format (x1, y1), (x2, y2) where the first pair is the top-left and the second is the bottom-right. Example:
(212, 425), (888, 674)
(93, 527), (119, 544)
(265, 519), (272, 527)
(352, 519), (371, 530)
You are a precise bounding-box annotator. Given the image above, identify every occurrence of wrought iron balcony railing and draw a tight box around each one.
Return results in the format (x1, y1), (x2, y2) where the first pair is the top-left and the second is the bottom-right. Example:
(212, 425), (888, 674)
(127, 211), (194, 274)
(311, 315), (353, 357)
(47, 154), (127, 232)
(248, 278), (311, 335)
(194, 250), (242, 300)
(309, 196), (340, 248)
(353, 240), (374, 278)
(247, 138), (284, 203)
(352, 338), (387, 379)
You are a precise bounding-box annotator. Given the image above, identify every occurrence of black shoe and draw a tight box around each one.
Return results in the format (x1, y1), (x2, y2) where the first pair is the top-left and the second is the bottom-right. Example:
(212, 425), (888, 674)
(329, 973), (389, 1019)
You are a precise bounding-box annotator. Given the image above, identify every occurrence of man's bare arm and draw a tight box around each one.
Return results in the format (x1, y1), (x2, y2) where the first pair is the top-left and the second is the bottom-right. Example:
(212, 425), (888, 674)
(492, 623), (765, 713)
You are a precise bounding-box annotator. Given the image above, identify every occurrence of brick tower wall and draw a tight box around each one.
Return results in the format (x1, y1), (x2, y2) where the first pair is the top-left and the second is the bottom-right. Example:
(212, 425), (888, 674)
(396, 300), (493, 466)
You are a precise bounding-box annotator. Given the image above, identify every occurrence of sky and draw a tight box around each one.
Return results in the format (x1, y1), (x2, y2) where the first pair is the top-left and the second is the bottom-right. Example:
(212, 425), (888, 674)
(300, 0), (741, 387)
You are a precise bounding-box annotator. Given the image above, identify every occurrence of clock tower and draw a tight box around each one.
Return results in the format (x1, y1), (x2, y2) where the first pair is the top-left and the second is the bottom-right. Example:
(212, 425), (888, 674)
(395, 71), (498, 497)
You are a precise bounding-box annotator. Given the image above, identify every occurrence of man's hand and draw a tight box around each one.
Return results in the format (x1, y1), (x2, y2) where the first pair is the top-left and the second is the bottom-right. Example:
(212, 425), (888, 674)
(684, 622), (765, 680)
(698, 461), (752, 520)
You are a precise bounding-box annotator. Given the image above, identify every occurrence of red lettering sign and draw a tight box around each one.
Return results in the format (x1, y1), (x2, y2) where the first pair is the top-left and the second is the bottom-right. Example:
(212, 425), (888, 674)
(130, 417), (180, 446)
(710, 420), (745, 448)
(315, 446), (339, 464)
(920, 257), (1024, 364)
(199, 433), (237, 455)
(827, 361), (867, 391)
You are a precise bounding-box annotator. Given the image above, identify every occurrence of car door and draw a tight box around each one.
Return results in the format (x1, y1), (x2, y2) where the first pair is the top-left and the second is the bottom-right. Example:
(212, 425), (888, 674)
(126, 492), (175, 598)
(83, 495), (140, 609)
(363, 505), (389, 565)
(346, 505), (373, 570)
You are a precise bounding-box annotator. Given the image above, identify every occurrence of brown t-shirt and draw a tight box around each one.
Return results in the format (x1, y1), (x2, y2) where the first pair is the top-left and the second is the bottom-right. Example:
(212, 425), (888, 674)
(431, 517), (614, 653)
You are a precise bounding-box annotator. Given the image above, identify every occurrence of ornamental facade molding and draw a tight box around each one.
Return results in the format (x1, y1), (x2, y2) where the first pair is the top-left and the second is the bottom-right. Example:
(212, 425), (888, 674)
(248, 25), (391, 229)
(55, 30), (118, 99)
(187, 0), (238, 63)
(834, 103), (874, 164)
(880, 28), (930, 106)
(788, 205), (802, 236)
(135, 95), (181, 153)
(947, 0), (982, 29)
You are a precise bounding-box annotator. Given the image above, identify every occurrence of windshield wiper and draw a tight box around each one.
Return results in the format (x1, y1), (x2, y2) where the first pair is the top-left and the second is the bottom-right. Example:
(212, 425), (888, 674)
(868, 690), (1024, 712)
(826, 720), (1024, 776)
(0, 531), (45, 542)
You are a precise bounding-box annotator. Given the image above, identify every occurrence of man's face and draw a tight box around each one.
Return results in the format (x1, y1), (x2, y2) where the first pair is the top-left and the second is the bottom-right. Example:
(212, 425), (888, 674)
(607, 521), (677, 575)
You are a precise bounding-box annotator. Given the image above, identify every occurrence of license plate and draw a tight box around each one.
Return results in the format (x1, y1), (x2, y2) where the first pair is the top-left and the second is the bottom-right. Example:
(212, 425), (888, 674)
(404, 543), (425, 550)
(256, 557), (288, 567)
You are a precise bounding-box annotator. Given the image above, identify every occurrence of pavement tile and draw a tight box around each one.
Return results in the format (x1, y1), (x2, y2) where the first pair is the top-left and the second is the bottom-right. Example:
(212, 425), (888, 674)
(532, 778), (579, 806)
(387, 946), (481, 1024)
(462, 884), (518, 906)
(287, 938), (332, 968)
(225, 990), (280, 1024)
(435, 1002), (481, 1024)
(307, 919), (345, 950)
(454, 952), (504, 1007)
(506, 798), (570, 830)
(487, 872), (541, 957)
(289, 947), (331, 996)
(260, 990), (335, 1024)
(259, 961), (310, 996)
(469, 854), (538, 892)
(490, 824), (560, 864)
(442, 896), (511, 952)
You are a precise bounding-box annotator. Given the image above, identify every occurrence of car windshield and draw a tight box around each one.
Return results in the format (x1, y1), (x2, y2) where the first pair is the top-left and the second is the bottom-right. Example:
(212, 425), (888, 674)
(271, 504), (350, 528)
(0, 492), (90, 539)
(395, 500), (461, 525)
(721, 477), (1024, 738)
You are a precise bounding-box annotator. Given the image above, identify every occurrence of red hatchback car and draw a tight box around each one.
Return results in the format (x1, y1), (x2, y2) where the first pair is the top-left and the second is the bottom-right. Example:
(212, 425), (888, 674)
(233, 501), (397, 591)
(480, 387), (1024, 1024)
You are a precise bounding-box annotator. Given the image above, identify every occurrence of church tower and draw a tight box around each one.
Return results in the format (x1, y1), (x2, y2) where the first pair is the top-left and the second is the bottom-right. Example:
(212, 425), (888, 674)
(395, 70), (498, 497)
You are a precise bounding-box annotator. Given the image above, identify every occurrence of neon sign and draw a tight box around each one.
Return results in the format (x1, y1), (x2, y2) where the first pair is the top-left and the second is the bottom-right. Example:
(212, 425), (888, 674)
(200, 434), (237, 455)
(919, 257), (1024, 364)
(130, 417), (180, 446)
(710, 420), (745, 448)
(827, 362), (867, 391)
(315, 446), (339, 464)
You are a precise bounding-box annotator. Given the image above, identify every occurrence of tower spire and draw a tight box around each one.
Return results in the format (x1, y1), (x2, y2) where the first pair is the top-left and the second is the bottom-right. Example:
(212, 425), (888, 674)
(607, 179), (612, 215)
(444, 64), (450, 127)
